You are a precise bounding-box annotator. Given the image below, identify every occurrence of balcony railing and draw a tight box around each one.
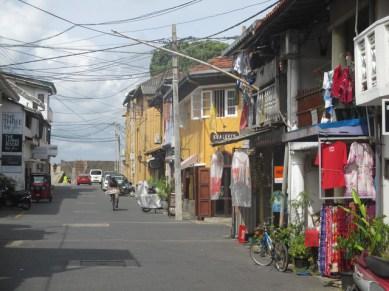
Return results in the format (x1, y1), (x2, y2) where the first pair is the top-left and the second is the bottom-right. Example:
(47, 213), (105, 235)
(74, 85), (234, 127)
(354, 16), (389, 105)
(248, 83), (280, 130)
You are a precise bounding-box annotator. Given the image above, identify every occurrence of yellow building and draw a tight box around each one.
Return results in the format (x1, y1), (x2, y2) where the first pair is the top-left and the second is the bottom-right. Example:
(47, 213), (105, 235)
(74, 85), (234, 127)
(162, 57), (243, 219)
(123, 76), (164, 184)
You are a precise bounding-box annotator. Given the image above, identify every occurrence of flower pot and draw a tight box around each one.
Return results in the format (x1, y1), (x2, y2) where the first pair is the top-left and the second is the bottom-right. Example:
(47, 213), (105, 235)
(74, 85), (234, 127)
(340, 272), (354, 291)
(293, 257), (309, 274)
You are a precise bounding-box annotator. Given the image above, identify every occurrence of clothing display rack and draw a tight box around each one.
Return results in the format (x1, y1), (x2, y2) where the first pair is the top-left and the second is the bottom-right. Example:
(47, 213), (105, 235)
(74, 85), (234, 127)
(318, 136), (375, 200)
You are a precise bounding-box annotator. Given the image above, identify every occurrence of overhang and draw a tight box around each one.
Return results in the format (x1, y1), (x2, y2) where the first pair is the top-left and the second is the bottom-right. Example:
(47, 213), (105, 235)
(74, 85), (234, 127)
(181, 154), (198, 170)
(224, 0), (329, 56)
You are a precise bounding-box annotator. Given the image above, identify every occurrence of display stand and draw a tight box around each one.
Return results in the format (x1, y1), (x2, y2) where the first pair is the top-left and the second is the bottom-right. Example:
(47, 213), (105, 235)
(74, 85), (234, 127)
(318, 136), (375, 200)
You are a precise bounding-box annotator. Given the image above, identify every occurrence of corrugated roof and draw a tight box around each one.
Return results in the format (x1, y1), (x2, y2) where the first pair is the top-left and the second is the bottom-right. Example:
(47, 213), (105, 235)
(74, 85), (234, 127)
(224, 0), (329, 56)
(190, 56), (233, 73)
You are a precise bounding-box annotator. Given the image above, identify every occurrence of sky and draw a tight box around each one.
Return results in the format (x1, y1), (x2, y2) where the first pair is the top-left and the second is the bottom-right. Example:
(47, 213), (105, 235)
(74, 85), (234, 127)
(0, 0), (277, 162)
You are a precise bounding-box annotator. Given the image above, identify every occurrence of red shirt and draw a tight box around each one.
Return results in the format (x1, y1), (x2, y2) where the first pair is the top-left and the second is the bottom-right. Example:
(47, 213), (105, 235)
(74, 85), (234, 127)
(315, 141), (347, 189)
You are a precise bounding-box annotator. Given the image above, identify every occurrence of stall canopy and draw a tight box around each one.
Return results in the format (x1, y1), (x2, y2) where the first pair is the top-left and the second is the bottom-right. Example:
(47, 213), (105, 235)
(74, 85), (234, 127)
(181, 155), (198, 170)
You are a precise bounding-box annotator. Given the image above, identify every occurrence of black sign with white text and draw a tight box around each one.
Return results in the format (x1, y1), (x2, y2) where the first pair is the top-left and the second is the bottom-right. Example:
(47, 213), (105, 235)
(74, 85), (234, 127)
(2, 155), (22, 166)
(210, 132), (239, 143)
(2, 134), (22, 152)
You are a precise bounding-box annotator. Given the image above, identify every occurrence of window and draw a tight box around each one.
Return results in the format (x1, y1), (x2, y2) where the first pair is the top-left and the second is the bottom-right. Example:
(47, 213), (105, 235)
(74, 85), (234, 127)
(226, 90), (238, 116)
(191, 88), (238, 119)
(38, 93), (45, 103)
(25, 113), (32, 129)
(213, 90), (225, 117)
(201, 91), (211, 118)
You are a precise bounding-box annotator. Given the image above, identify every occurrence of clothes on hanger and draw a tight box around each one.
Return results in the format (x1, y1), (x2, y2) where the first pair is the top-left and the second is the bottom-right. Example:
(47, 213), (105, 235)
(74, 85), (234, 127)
(344, 142), (376, 199)
(231, 151), (251, 207)
(210, 151), (224, 200)
(315, 141), (347, 190)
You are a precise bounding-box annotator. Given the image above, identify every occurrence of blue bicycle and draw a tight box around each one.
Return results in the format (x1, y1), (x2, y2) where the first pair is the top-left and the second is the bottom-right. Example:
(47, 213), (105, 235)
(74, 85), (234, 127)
(250, 224), (289, 272)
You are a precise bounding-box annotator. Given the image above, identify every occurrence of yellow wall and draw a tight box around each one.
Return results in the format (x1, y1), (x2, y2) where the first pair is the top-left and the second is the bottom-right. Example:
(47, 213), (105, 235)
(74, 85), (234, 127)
(131, 95), (162, 183)
(180, 85), (242, 166)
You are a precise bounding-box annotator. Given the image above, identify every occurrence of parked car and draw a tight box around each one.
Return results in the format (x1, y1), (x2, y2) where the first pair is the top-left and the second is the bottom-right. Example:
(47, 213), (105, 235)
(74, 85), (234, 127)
(101, 171), (117, 190)
(107, 175), (133, 195)
(89, 169), (103, 184)
(77, 174), (91, 185)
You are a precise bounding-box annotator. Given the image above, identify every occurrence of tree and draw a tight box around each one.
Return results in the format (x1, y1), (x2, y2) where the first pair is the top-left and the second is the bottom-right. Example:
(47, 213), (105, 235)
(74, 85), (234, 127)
(149, 40), (229, 76)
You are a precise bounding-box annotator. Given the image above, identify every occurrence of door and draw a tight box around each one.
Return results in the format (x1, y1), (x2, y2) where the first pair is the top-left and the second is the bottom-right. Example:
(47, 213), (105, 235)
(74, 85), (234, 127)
(196, 167), (211, 219)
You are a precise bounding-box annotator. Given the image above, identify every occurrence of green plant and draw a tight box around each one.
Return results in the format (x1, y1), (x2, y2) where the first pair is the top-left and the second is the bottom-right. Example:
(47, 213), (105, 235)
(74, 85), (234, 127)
(338, 190), (389, 258)
(148, 177), (171, 201)
(289, 233), (308, 259)
(272, 226), (292, 247)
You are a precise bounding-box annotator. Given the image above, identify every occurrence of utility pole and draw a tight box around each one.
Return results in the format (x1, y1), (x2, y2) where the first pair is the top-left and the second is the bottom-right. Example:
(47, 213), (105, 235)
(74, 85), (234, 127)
(172, 24), (182, 221)
(114, 122), (120, 172)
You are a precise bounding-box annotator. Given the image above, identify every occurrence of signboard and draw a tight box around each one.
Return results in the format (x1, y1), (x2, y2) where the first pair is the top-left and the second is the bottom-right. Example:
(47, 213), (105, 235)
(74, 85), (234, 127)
(2, 134), (22, 152)
(210, 132), (239, 143)
(1, 155), (22, 173)
(2, 112), (23, 134)
(274, 166), (284, 184)
(383, 99), (389, 135)
(32, 145), (58, 159)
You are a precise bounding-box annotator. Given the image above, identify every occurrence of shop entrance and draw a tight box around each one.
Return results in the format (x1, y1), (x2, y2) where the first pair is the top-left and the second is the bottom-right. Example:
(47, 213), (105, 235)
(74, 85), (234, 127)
(212, 168), (232, 217)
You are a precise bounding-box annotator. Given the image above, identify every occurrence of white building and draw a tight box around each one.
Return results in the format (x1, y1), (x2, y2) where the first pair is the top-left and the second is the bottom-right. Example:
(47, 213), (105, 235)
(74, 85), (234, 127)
(0, 72), (57, 190)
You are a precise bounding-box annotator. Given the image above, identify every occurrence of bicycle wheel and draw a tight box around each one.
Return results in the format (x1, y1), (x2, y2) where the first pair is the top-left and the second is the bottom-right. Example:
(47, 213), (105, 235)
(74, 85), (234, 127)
(273, 242), (289, 272)
(250, 241), (272, 266)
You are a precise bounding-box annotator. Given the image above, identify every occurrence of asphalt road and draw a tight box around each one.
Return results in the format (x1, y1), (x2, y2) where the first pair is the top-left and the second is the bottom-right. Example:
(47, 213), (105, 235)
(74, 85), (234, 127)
(0, 185), (335, 291)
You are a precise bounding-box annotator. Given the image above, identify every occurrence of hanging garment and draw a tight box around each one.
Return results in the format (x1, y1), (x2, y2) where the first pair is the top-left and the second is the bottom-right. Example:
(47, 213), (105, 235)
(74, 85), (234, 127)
(344, 142), (376, 199)
(331, 64), (343, 98)
(210, 151), (224, 200)
(240, 92), (250, 129)
(315, 141), (347, 189)
(331, 65), (353, 104)
(230, 151), (251, 207)
(233, 52), (251, 76)
(338, 67), (353, 104)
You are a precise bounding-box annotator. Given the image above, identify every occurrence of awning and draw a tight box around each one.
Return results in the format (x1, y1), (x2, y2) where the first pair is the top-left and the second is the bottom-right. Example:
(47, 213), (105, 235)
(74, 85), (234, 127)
(144, 145), (162, 155)
(283, 119), (369, 142)
(211, 127), (273, 146)
(181, 154), (198, 170)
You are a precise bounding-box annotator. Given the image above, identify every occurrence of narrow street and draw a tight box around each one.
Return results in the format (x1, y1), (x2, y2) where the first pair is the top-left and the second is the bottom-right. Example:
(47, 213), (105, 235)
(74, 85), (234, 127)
(0, 185), (332, 291)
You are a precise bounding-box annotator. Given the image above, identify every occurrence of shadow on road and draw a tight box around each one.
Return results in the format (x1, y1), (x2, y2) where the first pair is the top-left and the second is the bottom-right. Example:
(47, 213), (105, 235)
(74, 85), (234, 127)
(0, 247), (138, 291)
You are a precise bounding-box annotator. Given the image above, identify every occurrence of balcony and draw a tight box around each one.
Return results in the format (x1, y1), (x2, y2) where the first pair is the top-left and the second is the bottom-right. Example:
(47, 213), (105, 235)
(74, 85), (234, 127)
(354, 16), (389, 105)
(245, 83), (281, 132)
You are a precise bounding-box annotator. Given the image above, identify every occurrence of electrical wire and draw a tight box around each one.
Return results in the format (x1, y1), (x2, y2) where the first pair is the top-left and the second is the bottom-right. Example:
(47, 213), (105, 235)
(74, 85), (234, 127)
(205, 0), (280, 38)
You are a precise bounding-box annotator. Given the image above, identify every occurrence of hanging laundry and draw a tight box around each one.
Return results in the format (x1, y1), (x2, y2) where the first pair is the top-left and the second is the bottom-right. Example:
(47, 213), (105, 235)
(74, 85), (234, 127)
(331, 65), (353, 104)
(315, 141), (347, 189)
(331, 64), (343, 98)
(233, 52), (251, 76)
(231, 151), (251, 207)
(344, 142), (376, 199)
(239, 91), (250, 129)
(322, 70), (337, 123)
(210, 151), (224, 200)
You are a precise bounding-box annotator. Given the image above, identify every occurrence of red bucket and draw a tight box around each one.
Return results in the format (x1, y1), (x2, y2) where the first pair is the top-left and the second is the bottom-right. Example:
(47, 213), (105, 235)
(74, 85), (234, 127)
(238, 224), (247, 243)
(305, 228), (319, 247)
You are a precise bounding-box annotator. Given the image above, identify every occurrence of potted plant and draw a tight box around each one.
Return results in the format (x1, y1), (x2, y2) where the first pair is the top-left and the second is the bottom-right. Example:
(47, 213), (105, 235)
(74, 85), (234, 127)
(336, 190), (389, 289)
(289, 232), (310, 273)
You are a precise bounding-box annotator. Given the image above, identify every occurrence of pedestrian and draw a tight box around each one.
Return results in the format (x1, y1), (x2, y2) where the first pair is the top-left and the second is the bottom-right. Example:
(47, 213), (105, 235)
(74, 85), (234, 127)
(106, 176), (120, 210)
(63, 175), (68, 184)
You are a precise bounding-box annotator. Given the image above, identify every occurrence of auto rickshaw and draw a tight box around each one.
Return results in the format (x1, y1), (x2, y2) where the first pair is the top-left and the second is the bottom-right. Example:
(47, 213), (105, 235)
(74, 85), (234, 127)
(30, 173), (52, 202)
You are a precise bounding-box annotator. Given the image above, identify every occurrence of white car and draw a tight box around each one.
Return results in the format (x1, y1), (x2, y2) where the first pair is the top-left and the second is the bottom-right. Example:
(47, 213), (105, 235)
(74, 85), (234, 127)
(89, 169), (103, 184)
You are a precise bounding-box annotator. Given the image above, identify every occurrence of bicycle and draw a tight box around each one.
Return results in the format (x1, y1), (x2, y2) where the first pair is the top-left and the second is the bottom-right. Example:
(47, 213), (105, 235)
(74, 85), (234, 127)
(249, 224), (289, 272)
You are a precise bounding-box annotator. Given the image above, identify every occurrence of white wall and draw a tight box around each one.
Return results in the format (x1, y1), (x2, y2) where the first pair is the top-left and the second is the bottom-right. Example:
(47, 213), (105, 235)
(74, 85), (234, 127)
(0, 100), (25, 190)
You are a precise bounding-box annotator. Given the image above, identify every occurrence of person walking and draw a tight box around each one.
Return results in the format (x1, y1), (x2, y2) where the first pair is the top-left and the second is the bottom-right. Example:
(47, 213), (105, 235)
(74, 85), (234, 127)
(106, 176), (120, 210)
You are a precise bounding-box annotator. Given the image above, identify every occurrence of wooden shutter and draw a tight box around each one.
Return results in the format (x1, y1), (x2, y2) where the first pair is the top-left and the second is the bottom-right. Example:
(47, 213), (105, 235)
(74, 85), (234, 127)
(191, 92), (201, 120)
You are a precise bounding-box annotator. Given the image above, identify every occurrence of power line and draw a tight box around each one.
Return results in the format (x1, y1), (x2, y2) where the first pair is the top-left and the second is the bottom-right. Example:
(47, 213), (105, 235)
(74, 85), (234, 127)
(205, 0), (280, 38)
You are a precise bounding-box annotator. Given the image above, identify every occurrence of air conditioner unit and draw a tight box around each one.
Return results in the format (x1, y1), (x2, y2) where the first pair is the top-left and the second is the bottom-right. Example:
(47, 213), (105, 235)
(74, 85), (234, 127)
(154, 134), (161, 144)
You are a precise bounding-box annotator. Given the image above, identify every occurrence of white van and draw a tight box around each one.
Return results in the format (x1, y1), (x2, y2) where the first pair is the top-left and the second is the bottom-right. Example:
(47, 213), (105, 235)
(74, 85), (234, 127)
(89, 169), (103, 184)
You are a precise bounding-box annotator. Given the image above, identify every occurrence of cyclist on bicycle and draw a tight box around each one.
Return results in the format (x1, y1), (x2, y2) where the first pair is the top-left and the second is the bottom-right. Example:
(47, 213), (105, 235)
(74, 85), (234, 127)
(106, 176), (120, 210)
